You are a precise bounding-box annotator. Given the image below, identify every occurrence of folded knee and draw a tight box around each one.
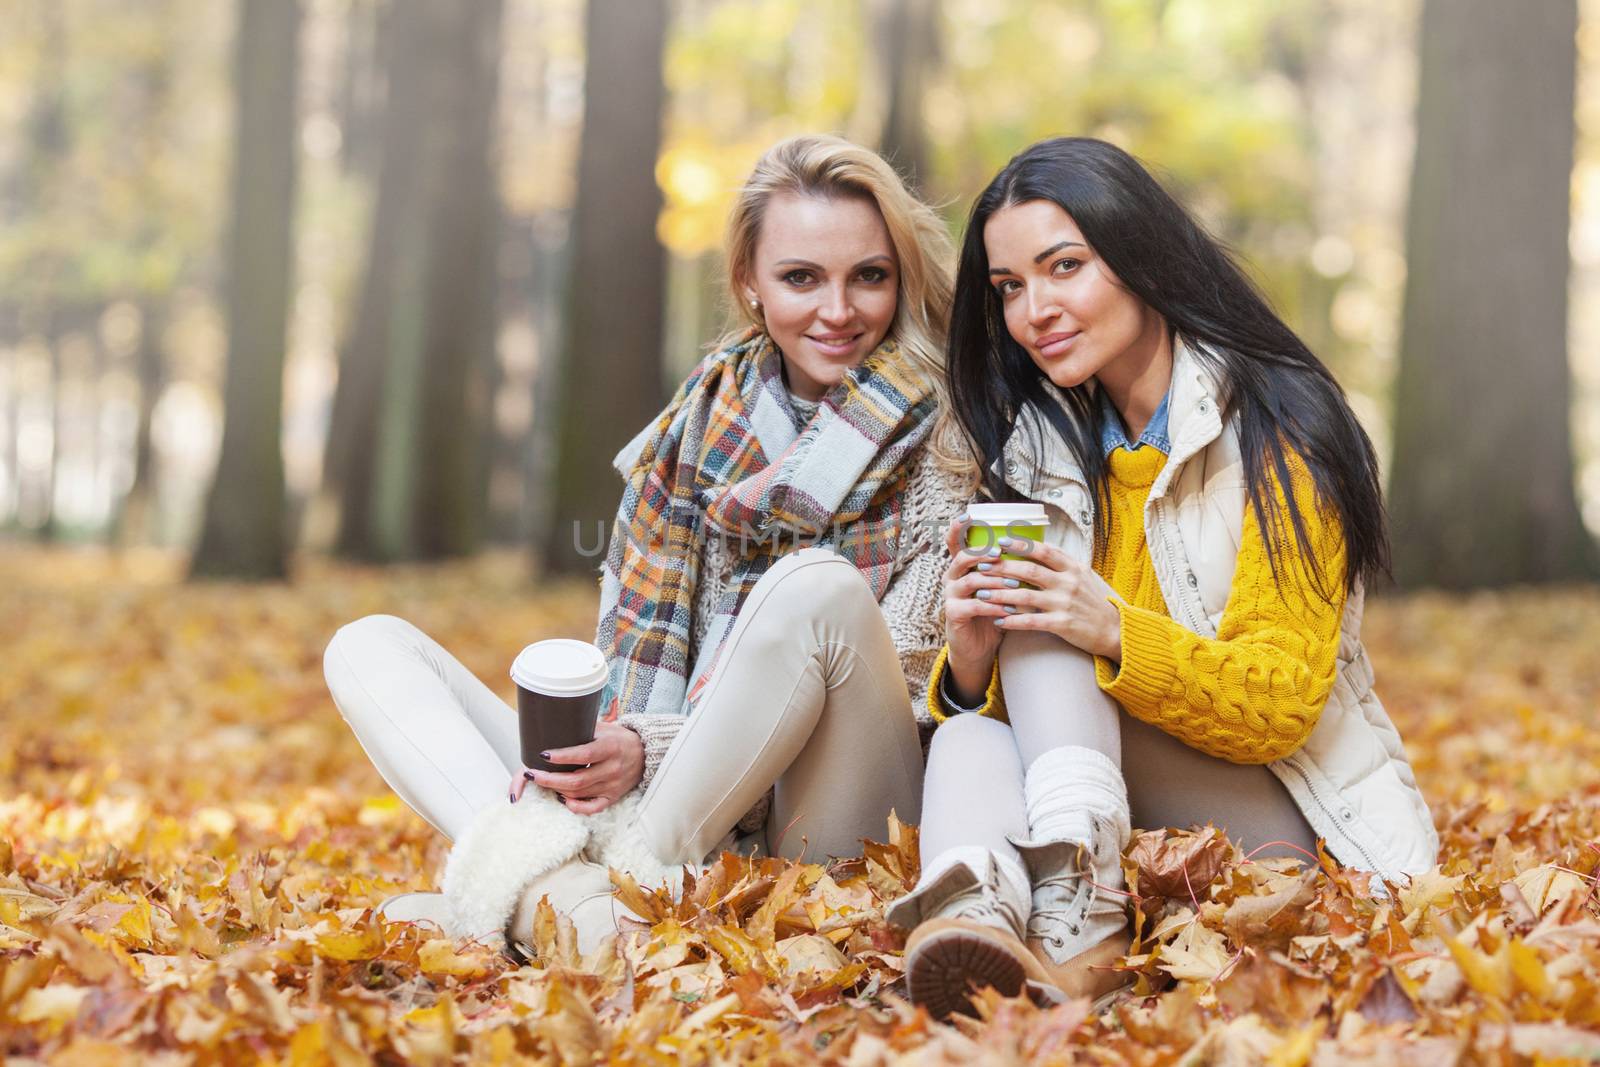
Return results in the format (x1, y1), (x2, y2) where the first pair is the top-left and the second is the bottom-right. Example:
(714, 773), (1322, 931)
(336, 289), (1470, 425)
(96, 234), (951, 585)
(998, 627), (1088, 662)
(324, 613), (415, 674)
(755, 548), (874, 616)
(929, 711), (1013, 754)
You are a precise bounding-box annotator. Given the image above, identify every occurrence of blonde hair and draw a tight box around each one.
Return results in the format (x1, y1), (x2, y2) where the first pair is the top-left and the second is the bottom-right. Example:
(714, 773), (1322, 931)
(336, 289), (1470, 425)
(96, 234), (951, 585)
(721, 134), (974, 482)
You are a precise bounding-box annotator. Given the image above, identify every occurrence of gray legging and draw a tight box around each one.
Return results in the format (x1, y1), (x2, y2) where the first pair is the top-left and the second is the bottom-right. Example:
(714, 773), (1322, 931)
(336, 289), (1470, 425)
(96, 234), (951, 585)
(920, 630), (1318, 867)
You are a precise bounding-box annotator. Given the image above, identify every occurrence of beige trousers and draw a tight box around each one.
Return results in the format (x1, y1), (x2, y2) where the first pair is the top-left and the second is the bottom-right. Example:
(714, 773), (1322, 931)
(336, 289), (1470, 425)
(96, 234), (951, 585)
(634, 547), (925, 865)
(324, 548), (924, 867)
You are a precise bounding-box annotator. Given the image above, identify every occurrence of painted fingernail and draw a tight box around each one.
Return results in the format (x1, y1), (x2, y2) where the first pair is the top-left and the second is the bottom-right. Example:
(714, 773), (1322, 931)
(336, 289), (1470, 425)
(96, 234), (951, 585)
(1003, 605), (1020, 614)
(985, 546), (1000, 557)
(1003, 578), (1021, 588)
(975, 589), (992, 600)
(976, 562), (993, 572)
(539, 751), (551, 760)
(524, 769), (537, 779)
(993, 617), (1007, 627)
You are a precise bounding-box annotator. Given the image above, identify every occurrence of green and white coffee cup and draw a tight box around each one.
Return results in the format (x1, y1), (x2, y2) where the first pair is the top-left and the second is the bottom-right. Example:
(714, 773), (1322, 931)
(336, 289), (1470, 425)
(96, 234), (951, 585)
(964, 502), (1048, 560)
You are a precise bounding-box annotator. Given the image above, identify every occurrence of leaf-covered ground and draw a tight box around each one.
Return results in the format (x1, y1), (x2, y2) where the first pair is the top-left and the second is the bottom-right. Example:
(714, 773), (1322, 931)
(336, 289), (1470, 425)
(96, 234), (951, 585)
(1, 547), (1597, 1065)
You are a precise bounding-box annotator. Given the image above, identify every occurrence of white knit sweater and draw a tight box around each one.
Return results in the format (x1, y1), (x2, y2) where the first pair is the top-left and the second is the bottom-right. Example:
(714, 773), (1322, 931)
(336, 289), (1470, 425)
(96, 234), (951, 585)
(614, 439), (968, 829)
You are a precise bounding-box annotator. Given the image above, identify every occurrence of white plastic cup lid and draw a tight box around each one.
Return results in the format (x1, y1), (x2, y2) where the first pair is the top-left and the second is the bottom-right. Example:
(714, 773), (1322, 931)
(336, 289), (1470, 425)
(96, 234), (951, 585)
(966, 502), (1048, 527)
(510, 639), (608, 697)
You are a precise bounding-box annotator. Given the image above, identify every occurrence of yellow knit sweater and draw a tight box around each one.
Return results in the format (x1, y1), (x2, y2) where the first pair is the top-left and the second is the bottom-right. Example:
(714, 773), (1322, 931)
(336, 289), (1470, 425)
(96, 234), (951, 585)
(927, 443), (1348, 765)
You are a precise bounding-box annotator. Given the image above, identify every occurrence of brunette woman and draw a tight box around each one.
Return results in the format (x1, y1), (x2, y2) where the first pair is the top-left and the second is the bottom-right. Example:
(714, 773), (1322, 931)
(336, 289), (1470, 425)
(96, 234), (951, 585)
(887, 137), (1437, 1017)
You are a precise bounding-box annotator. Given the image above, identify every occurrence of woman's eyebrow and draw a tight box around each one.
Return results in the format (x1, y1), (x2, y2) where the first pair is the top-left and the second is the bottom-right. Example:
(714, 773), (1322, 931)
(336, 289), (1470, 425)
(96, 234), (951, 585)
(774, 254), (894, 271)
(1033, 239), (1085, 263)
(989, 240), (1087, 275)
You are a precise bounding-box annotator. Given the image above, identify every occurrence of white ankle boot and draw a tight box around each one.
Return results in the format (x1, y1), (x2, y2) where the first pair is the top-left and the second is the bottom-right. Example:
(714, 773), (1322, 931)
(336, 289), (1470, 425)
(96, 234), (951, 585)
(381, 859), (632, 960)
(376, 891), (451, 928)
(500, 787), (680, 961)
(886, 846), (1064, 1019)
(504, 856), (634, 958)
(1007, 746), (1133, 996)
(436, 785), (685, 961)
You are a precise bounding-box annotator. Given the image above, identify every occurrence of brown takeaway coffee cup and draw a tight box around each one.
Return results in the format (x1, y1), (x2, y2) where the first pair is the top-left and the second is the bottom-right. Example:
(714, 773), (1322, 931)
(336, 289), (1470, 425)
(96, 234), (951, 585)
(510, 639), (608, 774)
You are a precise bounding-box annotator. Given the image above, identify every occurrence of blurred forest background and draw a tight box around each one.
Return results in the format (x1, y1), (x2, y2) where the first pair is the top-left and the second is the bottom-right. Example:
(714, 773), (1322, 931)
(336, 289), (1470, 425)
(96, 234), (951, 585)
(2, 0), (1597, 590)
(5, 5), (1600, 1058)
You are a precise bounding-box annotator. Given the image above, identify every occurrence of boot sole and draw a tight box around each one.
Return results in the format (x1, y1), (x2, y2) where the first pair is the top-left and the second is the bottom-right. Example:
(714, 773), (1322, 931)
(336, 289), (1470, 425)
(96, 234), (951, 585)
(905, 925), (1033, 1020)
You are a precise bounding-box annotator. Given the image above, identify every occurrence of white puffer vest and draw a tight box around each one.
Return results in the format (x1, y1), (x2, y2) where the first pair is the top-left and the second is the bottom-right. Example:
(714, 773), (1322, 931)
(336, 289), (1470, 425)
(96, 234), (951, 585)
(998, 340), (1438, 882)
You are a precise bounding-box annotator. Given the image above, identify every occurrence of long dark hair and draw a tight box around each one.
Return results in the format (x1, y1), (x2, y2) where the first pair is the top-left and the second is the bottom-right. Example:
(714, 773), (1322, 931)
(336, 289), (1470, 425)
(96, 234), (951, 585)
(949, 137), (1388, 600)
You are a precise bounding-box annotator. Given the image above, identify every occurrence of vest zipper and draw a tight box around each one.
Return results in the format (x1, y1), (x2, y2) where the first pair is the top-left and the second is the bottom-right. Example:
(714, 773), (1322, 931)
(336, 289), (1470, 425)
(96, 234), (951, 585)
(1149, 495), (1211, 636)
(1281, 757), (1389, 879)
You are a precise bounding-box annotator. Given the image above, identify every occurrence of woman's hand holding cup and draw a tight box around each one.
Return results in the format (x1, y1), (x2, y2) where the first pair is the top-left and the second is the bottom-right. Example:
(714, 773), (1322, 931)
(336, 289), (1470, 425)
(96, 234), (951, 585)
(977, 536), (1124, 660)
(505, 637), (637, 813)
(518, 721), (645, 814)
(941, 515), (1012, 704)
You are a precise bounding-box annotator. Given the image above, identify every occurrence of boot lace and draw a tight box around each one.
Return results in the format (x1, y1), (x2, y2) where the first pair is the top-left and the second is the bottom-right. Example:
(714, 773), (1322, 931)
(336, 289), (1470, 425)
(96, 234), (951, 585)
(941, 863), (1026, 936)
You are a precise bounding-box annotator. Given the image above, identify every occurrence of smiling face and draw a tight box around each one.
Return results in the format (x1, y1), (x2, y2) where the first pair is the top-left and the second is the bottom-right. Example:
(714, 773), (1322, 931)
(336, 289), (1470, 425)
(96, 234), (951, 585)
(982, 198), (1164, 391)
(742, 191), (899, 401)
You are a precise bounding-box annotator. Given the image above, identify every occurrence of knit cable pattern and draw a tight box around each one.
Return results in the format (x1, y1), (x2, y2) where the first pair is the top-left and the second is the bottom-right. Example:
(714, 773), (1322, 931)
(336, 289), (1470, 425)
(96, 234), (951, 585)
(924, 444), (1346, 766)
(1091, 445), (1347, 764)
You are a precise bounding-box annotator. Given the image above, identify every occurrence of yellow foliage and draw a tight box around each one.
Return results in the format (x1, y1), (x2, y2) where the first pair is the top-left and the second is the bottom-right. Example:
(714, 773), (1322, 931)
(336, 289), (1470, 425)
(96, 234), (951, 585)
(0, 548), (1597, 1063)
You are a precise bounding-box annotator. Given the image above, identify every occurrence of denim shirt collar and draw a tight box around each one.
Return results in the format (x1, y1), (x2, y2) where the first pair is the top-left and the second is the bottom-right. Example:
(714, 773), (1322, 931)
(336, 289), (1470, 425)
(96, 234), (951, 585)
(1097, 382), (1172, 457)
(994, 336), (1228, 493)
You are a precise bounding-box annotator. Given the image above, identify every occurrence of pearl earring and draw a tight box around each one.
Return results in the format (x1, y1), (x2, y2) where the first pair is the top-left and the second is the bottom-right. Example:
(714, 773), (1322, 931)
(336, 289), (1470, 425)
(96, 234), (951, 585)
(749, 299), (760, 311)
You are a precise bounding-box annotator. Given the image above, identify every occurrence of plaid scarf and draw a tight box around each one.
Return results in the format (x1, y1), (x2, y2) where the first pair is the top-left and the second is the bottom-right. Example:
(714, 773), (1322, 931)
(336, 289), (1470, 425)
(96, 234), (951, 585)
(595, 328), (936, 721)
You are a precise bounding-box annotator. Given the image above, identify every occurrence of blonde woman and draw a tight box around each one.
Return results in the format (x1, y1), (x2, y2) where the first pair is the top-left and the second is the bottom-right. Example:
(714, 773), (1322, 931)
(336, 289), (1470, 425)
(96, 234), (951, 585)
(324, 135), (970, 960)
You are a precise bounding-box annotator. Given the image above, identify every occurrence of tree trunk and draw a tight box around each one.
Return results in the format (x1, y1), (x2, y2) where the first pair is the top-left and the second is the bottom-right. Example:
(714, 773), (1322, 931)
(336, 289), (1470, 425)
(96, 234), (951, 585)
(327, 0), (502, 562)
(336, 0), (386, 182)
(23, 9), (70, 540)
(540, 0), (668, 575)
(36, 304), (94, 543)
(410, 0), (502, 559)
(877, 0), (937, 193)
(1388, 0), (1594, 589)
(113, 298), (167, 546)
(190, 0), (301, 580)
(0, 302), (17, 528)
(326, 0), (427, 560)
(36, 319), (64, 543)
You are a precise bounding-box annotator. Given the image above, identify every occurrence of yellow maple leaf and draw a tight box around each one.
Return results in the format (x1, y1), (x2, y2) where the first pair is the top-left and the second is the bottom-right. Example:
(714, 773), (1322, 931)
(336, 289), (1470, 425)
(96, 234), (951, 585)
(16, 984), (90, 1026)
(1512, 864), (1589, 914)
(1159, 919), (1232, 983)
(417, 938), (492, 978)
(313, 925), (384, 961)
(1447, 936), (1510, 1003)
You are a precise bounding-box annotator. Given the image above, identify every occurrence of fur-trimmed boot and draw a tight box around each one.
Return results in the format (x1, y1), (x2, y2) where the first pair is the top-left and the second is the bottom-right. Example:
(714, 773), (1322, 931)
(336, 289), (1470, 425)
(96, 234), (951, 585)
(499, 787), (683, 961)
(503, 855), (627, 958)
(886, 846), (1064, 1019)
(1008, 745), (1134, 1002)
(580, 788), (691, 896)
(415, 785), (704, 963)
(376, 891), (450, 928)
(437, 784), (593, 952)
